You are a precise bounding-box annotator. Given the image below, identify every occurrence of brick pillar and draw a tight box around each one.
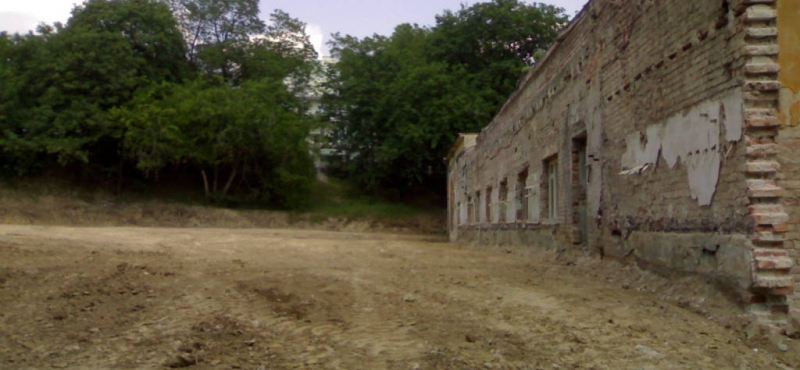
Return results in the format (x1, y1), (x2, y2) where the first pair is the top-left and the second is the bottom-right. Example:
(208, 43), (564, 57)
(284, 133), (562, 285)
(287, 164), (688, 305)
(736, 0), (795, 317)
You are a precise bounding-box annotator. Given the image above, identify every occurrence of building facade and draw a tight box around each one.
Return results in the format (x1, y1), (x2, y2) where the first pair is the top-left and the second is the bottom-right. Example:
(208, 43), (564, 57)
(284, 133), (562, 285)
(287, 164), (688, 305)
(448, 0), (800, 317)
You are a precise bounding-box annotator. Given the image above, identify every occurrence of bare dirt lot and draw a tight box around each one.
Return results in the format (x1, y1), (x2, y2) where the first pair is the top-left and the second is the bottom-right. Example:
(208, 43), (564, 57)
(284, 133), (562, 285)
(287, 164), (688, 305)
(1, 225), (799, 370)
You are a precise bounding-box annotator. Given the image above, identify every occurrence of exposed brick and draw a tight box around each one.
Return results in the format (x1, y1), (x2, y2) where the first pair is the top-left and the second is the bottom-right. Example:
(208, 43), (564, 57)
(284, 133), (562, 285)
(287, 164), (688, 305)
(743, 80), (781, 91)
(744, 63), (781, 75)
(746, 143), (779, 157)
(746, 179), (784, 198)
(771, 287), (795, 297)
(745, 27), (778, 39)
(753, 274), (793, 288)
(745, 160), (780, 174)
(743, 45), (780, 56)
(755, 255), (793, 270)
(771, 304), (790, 314)
(753, 248), (789, 258)
(743, 294), (768, 304)
(748, 203), (785, 214)
(744, 108), (781, 127)
(772, 223), (790, 233)
(752, 231), (786, 243)
(750, 212), (790, 225)
(743, 7), (777, 23)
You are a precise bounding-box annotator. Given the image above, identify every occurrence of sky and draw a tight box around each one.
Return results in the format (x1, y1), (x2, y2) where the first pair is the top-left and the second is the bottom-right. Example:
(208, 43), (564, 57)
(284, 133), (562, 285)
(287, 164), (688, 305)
(0, 0), (588, 56)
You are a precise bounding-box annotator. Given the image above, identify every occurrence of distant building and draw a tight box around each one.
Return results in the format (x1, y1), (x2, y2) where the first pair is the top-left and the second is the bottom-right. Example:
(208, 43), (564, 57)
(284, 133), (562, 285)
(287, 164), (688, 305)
(301, 57), (346, 177)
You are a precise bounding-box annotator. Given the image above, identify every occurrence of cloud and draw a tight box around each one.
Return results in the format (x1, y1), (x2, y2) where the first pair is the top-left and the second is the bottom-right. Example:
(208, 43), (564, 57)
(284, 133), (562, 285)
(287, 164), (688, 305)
(305, 23), (326, 58)
(0, 12), (41, 34)
(0, 0), (79, 33)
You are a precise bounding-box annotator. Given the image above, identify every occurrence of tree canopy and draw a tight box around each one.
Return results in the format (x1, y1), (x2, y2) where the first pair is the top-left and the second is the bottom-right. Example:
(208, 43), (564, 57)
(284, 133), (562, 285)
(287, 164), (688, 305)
(324, 0), (567, 193)
(1, 0), (567, 207)
(0, 0), (319, 208)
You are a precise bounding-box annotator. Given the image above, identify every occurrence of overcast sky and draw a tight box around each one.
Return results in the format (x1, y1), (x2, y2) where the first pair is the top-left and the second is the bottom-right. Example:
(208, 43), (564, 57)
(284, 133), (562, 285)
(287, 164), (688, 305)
(0, 0), (588, 56)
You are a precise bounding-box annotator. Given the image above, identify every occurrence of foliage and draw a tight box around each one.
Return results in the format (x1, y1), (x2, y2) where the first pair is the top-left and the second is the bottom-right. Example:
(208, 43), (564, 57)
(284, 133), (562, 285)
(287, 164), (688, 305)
(301, 179), (429, 223)
(0, 0), (188, 174)
(324, 0), (567, 193)
(115, 78), (315, 207)
(1, 0), (567, 209)
(0, 0), (319, 209)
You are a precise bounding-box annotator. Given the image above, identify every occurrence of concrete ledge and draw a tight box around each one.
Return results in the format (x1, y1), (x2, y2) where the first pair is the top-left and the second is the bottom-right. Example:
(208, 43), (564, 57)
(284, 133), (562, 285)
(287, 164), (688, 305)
(456, 226), (754, 300)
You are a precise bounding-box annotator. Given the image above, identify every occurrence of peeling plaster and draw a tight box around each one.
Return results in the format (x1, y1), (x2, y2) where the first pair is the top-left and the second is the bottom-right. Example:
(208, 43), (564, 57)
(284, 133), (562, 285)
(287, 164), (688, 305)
(620, 90), (743, 206)
(586, 82), (604, 219)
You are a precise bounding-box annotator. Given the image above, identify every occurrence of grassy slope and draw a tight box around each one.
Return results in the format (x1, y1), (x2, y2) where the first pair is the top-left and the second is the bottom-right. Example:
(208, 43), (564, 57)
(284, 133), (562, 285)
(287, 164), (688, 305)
(0, 178), (446, 234)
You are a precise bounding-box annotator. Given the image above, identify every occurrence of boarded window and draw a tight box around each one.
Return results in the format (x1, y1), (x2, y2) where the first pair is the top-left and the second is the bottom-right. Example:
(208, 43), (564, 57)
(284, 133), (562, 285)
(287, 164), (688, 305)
(543, 156), (558, 222)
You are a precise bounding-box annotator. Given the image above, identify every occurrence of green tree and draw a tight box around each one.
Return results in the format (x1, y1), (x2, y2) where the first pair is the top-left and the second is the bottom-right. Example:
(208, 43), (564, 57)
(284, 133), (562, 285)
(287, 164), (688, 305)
(0, 0), (188, 175)
(166, 0), (264, 65)
(324, 0), (567, 193)
(116, 77), (315, 208)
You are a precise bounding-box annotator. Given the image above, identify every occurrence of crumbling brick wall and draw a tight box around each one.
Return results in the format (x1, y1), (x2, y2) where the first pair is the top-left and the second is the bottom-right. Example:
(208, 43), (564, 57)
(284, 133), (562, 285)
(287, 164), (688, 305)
(448, 0), (796, 317)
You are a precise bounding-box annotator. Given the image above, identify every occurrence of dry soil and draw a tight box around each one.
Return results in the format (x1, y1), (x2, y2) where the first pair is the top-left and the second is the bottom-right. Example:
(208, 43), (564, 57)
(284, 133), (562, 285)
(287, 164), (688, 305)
(1, 225), (798, 370)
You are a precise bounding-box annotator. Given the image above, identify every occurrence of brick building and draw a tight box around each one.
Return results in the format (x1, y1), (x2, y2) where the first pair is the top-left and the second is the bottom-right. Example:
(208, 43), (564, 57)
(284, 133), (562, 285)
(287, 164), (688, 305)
(447, 0), (800, 318)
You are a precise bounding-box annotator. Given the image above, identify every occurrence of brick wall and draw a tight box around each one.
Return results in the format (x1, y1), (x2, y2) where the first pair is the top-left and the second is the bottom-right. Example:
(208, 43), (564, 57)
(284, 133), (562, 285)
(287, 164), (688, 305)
(447, 0), (797, 317)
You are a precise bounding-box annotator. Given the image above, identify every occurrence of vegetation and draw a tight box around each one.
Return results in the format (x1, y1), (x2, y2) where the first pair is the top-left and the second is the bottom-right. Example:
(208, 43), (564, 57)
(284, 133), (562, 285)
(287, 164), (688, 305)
(323, 0), (567, 194)
(0, 0), (319, 208)
(0, 0), (566, 210)
(302, 180), (428, 222)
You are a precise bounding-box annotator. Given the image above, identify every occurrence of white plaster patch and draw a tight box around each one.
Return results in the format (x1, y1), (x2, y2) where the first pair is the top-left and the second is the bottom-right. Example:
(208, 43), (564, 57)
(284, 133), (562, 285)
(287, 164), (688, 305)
(723, 93), (743, 141)
(620, 90), (742, 206)
(686, 150), (721, 206)
(621, 124), (662, 168)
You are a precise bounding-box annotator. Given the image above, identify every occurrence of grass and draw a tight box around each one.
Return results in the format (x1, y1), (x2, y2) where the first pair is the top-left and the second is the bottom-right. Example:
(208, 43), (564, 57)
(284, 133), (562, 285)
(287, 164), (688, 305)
(0, 174), (445, 231)
(299, 179), (436, 223)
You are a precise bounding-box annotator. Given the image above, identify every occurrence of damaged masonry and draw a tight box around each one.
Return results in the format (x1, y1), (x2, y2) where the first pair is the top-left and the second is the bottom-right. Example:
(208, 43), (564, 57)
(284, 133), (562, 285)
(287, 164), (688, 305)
(447, 0), (800, 321)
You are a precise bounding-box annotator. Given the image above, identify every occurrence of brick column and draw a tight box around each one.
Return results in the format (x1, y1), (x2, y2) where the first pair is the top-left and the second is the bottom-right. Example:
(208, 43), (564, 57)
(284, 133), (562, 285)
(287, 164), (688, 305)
(736, 0), (795, 316)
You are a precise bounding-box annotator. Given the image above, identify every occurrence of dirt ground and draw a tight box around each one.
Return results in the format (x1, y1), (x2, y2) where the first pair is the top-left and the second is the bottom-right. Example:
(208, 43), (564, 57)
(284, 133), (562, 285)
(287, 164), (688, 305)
(1, 225), (799, 370)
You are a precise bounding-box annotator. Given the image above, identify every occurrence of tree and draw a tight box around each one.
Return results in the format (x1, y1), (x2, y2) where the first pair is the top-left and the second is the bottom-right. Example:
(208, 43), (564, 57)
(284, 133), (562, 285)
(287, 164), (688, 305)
(427, 0), (565, 108)
(166, 0), (264, 64)
(324, 0), (567, 194)
(166, 0), (318, 89)
(116, 77), (315, 207)
(0, 0), (188, 175)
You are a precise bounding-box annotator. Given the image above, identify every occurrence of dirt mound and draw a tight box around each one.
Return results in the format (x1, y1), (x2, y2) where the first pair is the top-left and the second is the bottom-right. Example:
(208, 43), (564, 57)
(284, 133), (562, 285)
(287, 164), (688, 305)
(0, 189), (445, 234)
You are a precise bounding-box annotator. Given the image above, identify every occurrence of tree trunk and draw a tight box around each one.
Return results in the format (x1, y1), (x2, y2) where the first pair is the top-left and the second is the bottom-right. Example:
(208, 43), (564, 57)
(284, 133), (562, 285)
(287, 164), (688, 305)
(201, 169), (210, 198)
(222, 167), (237, 197)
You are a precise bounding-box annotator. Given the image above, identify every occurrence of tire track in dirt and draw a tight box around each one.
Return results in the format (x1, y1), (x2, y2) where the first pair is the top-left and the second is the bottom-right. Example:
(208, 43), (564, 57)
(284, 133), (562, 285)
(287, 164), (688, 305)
(0, 226), (798, 369)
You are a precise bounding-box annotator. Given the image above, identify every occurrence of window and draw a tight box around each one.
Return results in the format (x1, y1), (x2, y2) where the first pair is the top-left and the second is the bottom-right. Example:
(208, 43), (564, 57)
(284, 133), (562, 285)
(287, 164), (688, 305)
(486, 187), (493, 223)
(476, 191), (482, 223)
(516, 169), (528, 222)
(544, 157), (558, 222)
(466, 196), (473, 224)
